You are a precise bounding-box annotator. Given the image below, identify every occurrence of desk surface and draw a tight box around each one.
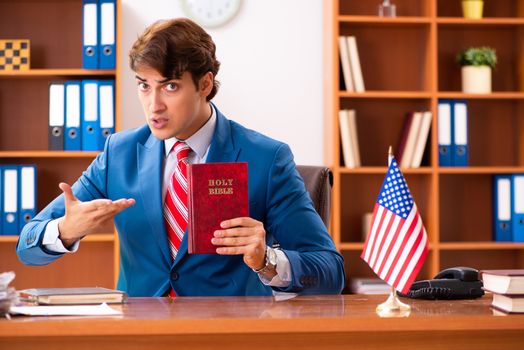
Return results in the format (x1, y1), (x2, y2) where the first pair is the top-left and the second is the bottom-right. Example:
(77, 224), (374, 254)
(2, 294), (524, 350)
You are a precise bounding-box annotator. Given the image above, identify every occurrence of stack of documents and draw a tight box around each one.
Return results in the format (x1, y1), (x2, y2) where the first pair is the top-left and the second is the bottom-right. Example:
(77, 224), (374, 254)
(0, 271), (17, 315)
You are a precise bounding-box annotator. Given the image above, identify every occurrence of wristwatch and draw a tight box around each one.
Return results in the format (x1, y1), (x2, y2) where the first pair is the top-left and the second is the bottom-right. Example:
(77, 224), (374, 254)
(253, 246), (277, 275)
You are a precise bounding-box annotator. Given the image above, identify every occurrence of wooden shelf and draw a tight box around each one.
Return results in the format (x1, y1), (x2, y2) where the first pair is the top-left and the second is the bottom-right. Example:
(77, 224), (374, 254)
(325, 0), (524, 282)
(438, 92), (524, 99)
(0, 151), (100, 158)
(0, 0), (122, 289)
(437, 17), (524, 26)
(339, 167), (433, 174)
(439, 167), (524, 174)
(439, 242), (524, 250)
(339, 91), (432, 99)
(0, 69), (116, 77)
(338, 15), (432, 24)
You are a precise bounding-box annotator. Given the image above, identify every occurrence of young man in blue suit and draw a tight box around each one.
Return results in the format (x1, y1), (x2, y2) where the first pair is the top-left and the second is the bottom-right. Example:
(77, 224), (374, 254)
(17, 18), (345, 296)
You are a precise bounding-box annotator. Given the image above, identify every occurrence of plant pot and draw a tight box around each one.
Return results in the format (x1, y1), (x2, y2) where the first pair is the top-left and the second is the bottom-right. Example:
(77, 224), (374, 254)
(461, 65), (491, 93)
(462, 0), (484, 19)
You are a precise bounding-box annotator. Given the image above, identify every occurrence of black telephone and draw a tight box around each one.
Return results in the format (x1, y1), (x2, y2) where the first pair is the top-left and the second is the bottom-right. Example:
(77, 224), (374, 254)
(399, 266), (484, 300)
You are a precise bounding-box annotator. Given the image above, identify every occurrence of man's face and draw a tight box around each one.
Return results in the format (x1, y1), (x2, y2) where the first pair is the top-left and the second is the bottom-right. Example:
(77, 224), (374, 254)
(135, 66), (212, 140)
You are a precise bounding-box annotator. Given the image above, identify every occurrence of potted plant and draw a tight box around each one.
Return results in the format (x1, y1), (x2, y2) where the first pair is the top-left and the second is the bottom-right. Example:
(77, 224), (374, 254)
(462, 0), (484, 19)
(457, 46), (497, 93)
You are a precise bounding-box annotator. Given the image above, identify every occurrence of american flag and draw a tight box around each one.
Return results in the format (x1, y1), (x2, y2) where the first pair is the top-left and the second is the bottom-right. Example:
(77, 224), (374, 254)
(361, 157), (428, 294)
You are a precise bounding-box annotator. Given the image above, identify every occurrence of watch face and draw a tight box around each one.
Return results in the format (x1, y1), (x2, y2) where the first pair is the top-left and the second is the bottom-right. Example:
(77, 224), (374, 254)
(181, 0), (242, 28)
(267, 247), (278, 266)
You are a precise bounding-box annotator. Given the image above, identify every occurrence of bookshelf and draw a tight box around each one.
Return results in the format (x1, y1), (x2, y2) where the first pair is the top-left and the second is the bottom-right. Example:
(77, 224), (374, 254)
(324, 0), (524, 287)
(0, 0), (121, 289)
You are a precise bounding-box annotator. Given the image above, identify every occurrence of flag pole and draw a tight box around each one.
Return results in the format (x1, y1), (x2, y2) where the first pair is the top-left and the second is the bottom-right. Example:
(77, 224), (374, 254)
(376, 146), (411, 315)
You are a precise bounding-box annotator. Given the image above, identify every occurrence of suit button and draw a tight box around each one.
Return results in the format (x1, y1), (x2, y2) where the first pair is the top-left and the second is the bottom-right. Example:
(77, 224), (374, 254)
(171, 271), (179, 281)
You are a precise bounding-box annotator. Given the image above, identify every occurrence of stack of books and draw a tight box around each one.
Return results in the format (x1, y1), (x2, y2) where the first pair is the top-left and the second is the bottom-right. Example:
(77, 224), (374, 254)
(481, 269), (524, 313)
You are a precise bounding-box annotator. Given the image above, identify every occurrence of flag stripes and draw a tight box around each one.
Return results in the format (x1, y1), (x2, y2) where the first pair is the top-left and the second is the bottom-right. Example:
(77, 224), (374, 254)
(361, 158), (428, 294)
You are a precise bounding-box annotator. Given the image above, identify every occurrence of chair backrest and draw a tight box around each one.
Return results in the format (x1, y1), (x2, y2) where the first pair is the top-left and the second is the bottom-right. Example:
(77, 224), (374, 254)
(296, 165), (333, 227)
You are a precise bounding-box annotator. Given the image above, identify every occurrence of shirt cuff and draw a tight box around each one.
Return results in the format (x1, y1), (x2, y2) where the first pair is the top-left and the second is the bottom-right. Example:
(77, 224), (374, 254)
(42, 219), (80, 253)
(258, 249), (291, 287)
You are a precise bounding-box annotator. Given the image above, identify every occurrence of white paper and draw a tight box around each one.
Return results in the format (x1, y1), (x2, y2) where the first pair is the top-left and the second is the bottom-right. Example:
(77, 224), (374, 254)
(9, 302), (121, 316)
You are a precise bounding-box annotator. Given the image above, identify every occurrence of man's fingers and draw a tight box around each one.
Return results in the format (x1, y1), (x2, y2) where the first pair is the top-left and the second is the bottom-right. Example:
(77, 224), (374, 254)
(220, 217), (258, 228)
(59, 182), (78, 204)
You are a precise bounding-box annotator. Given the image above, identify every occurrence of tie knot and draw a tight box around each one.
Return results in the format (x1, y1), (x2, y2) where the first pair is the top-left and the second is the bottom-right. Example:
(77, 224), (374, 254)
(173, 141), (190, 162)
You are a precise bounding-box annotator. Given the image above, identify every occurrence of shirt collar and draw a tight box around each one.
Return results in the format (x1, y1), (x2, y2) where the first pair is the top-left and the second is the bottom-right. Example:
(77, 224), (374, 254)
(164, 104), (217, 159)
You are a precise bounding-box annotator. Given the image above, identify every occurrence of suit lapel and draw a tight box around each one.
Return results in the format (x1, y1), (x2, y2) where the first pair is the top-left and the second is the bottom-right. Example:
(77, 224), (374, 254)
(137, 134), (171, 266)
(173, 106), (240, 267)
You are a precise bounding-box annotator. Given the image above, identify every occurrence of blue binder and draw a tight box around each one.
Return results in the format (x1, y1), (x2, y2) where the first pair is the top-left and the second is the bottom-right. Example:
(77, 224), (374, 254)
(452, 100), (468, 166)
(512, 174), (524, 242)
(2, 166), (19, 235)
(99, 0), (116, 69)
(82, 80), (100, 151)
(0, 166), (3, 235)
(19, 165), (36, 233)
(494, 175), (512, 242)
(98, 80), (115, 150)
(437, 99), (452, 166)
(83, 0), (99, 69)
(65, 81), (82, 151)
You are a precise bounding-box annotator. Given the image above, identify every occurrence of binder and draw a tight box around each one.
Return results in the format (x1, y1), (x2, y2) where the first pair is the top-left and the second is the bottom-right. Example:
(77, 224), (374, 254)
(0, 167), (2, 235)
(48, 82), (65, 150)
(452, 100), (468, 166)
(65, 81), (82, 151)
(82, 80), (100, 151)
(83, 0), (99, 69)
(3, 166), (19, 235)
(512, 174), (524, 242)
(437, 100), (452, 166)
(19, 165), (36, 233)
(338, 36), (354, 92)
(99, 0), (116, 69)
(98, 80), (115, 150)
(494, 175), (512, 242)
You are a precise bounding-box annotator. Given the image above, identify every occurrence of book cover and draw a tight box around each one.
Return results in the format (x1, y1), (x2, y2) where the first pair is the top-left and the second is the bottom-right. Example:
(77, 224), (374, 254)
(338, 109), (357, 168)
(187, 162), (249, 254)
(481, 269), (524, 294)
(18, 287), (127, 305)
(410, 111), (432, 168)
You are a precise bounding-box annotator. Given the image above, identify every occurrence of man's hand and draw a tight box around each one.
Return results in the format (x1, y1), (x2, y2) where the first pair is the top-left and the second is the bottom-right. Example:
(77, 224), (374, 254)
(212, 217), (267, 271)
(57, 182), (135, 247)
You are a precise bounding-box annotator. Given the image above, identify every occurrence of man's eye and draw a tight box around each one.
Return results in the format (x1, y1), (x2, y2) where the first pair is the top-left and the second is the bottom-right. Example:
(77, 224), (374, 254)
(137, 82), (149, 90)
(165, 83), (177, 91)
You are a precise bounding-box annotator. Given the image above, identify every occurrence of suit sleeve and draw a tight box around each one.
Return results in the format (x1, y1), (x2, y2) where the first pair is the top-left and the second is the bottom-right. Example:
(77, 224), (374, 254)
(16, 137), (111, 266)
(265, 144), (345, 294)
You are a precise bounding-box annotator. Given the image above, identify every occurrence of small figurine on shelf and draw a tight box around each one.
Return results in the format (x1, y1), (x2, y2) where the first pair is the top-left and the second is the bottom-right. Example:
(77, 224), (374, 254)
(378, 0), (396, 17)
(457, 46), (497, 93)
(0, 39), (30, 71)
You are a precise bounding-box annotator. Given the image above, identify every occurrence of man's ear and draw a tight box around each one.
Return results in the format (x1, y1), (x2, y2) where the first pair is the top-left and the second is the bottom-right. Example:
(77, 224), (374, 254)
(199, 72), (214, 98)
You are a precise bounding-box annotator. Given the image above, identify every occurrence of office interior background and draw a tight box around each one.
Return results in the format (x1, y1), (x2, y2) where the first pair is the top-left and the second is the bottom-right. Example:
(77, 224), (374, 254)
(121, 0), (325, 166)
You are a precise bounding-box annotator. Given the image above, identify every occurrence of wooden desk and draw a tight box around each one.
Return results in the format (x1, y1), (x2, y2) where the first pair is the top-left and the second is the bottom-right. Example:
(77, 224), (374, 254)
(1, 294), (523, 350)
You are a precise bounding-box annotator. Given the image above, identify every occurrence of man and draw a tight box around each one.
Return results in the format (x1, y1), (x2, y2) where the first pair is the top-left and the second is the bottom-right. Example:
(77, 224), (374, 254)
(17, 18), (345, 296)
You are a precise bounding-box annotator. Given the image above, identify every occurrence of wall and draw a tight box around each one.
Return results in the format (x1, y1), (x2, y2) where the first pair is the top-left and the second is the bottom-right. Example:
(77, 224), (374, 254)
(120, 0), (324, 165)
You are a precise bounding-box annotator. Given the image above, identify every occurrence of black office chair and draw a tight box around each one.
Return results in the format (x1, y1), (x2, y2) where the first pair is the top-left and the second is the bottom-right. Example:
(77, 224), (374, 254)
(296, 165), (333, 227)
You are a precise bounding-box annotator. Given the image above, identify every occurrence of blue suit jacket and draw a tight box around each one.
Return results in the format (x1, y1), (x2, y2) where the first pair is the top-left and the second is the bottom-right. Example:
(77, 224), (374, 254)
(17, 108), (345, 296)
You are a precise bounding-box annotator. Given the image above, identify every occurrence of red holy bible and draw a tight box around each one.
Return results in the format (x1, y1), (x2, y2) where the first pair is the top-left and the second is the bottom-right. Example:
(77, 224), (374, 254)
(187, 162), (249, 254)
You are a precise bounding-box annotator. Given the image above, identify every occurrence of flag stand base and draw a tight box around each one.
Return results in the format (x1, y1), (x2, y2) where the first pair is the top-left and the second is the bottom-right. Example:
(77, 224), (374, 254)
(376, 286), (411, 317)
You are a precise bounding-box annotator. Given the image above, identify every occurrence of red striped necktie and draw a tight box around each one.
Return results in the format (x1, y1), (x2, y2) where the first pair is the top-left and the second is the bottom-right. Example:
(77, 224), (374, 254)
(164, 141), (190, 297)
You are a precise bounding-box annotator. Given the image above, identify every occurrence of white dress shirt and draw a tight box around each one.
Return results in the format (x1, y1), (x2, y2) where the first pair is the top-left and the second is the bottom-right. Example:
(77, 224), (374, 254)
(43, 104), (291, 288)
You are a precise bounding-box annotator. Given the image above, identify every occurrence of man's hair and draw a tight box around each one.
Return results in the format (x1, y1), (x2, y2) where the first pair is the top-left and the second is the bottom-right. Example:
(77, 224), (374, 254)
(129, 18), (220, 101)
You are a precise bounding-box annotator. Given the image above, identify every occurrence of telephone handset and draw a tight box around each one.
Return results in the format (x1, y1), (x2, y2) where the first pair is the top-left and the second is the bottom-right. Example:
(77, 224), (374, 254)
(399, 266), (484, 300)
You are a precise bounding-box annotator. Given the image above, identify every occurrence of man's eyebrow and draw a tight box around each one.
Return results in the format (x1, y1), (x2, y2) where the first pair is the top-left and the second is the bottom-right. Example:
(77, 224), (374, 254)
(135, 75), (146, 82)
